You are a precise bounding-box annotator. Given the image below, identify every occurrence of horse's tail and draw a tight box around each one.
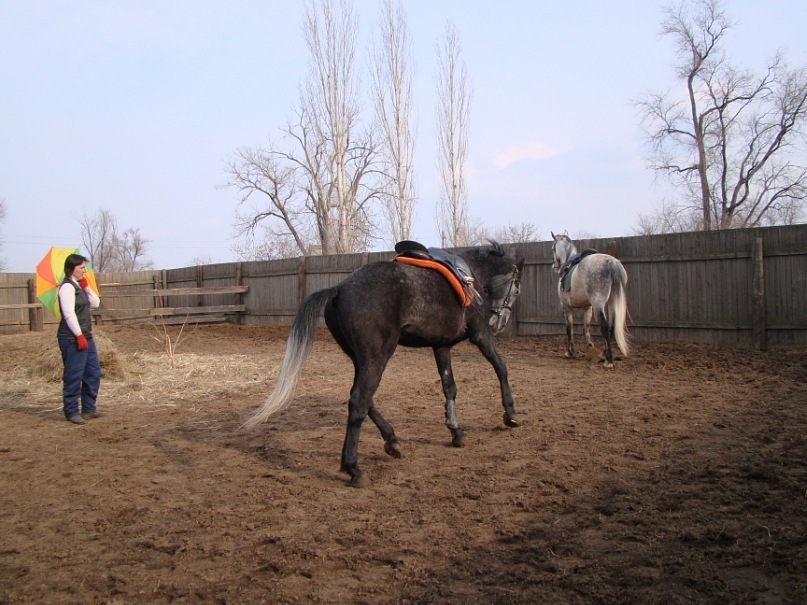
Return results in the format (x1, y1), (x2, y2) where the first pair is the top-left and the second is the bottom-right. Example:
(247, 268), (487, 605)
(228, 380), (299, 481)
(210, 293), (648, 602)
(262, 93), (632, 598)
(609, 261), (630, 357)
(243, 287), (337, 429)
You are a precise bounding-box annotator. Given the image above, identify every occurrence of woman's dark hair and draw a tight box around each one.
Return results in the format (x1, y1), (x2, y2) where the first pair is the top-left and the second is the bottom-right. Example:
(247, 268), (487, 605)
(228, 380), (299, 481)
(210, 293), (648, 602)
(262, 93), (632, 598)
(64, 254), (88, 278)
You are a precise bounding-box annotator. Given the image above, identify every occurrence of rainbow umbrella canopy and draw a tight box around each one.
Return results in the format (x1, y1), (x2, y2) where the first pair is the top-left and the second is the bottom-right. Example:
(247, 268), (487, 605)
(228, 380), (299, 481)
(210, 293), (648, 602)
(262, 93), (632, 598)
(35, 247), (99, 319)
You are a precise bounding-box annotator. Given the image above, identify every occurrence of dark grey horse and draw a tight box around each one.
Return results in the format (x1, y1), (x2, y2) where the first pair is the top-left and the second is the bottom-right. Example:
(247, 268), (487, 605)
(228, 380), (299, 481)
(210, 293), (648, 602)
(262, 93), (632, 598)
(551, 231), (629, 368)
(244, 242), (524, 486)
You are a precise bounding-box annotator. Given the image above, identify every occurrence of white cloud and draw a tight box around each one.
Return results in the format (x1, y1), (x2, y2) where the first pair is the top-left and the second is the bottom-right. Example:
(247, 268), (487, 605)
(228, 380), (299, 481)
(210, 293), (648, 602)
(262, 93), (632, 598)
(493, 141), (569, 169)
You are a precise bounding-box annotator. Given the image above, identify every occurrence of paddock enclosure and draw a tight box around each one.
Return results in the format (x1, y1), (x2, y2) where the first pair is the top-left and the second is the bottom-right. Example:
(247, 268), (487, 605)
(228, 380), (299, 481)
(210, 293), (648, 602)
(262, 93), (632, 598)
(2, 225), (806, 349)
(1, 324), (805, 603)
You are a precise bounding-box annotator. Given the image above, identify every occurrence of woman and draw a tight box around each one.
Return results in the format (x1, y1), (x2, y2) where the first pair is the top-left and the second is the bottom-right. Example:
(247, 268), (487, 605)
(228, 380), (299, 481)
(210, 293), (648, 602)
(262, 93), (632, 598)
(57, 254), (102, 425)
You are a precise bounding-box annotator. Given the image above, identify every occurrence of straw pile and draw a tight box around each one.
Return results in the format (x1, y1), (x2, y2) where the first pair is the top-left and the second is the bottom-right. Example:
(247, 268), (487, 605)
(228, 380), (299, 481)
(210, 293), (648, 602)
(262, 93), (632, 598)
(26, 331), (135, 383)
(1, 326), (278, 412)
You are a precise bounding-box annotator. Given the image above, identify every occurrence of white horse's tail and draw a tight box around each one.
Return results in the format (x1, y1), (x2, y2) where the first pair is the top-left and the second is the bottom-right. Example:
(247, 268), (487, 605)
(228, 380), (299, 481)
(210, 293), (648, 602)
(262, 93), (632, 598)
(609, 261), (630, 357)
(243, 287), (336, 429)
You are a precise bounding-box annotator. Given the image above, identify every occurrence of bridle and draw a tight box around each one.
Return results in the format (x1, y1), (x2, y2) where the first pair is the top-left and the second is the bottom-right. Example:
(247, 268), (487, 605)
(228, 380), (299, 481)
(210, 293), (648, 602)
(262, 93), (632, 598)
(552, 235), (574, 273)
(485, 264), (521, 321)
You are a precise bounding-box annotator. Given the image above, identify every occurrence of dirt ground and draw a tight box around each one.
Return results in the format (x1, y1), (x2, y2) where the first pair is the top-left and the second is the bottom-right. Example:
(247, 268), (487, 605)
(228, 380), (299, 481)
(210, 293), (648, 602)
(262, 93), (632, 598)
(0, 323), (805, 604)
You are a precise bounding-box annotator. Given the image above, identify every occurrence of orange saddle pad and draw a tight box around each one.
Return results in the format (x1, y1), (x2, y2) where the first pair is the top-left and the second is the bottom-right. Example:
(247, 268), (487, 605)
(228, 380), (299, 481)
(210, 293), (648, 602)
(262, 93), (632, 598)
(394, 256), (474, 307)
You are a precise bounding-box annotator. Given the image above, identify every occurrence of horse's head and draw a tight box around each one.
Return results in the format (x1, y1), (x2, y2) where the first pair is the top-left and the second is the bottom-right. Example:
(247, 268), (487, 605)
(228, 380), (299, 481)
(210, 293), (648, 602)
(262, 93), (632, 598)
(551, 230), (576, 273)
(463, 241), (524, 334)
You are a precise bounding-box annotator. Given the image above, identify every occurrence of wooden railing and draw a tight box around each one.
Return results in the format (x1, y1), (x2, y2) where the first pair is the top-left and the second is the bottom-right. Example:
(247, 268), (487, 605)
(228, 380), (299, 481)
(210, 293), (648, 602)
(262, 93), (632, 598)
(94, 285), (249, 326)
(0, 284), (249, 331)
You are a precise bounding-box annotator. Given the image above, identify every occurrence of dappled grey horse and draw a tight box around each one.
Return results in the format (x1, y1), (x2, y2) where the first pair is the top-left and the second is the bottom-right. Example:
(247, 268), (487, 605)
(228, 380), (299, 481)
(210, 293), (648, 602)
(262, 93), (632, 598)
(245, 241), (524, 486)
(551, 231), (629, 368)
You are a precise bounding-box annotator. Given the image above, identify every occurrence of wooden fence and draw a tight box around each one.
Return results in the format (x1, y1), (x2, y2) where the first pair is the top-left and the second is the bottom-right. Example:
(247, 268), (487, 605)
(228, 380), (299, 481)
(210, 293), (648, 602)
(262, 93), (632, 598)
(513, 225), (805, 348)
(2, 224), (805, 348)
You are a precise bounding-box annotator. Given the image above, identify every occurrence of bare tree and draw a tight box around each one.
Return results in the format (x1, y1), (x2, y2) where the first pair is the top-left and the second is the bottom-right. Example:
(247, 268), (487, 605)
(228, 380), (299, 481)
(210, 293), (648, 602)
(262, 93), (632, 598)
(114, 227), (152, 272)
(633, 197), (705, 235)
(637, 0), (807, 231)
(494, 222), (539, 244)
(231, 222), (308, 261)
(304, 0), (370, 253)
(435, 22), (472, 247)
(372, 0), (416, 246)
(226, 143), (314, 256)
(466, 221), (539, 246)
(191, 255), (214, 266)
(0, 198), (7, 271)
(79, 208), (151, 272)
(80, 208), (119, 272)
(226, 0), (380, 259)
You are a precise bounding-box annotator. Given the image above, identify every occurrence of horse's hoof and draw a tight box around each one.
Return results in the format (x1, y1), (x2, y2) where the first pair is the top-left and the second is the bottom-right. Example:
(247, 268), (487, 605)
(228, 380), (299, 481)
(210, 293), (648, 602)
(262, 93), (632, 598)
(450, 428), (466, 447)
(564, 352), (574, 359)
(504, 416), (520, 428)
(602, 362), (614, 369)
(347, 473), (367, 488)
(384, 440), (402, 459)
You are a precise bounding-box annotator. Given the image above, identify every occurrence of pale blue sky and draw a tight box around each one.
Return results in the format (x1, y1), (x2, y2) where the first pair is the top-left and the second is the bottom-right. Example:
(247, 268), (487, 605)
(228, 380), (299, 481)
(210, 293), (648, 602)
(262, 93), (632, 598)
(2, 0), (806, 272)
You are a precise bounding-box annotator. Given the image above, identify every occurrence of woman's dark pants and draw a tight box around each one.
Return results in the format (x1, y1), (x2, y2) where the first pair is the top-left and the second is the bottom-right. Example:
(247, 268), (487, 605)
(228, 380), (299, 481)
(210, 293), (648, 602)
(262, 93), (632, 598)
(58, 337), (101, 419)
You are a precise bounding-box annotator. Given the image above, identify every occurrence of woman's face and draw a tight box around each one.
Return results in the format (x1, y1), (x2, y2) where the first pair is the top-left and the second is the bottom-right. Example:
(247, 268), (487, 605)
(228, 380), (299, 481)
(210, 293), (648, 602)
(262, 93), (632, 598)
(72, 262), (87, 280)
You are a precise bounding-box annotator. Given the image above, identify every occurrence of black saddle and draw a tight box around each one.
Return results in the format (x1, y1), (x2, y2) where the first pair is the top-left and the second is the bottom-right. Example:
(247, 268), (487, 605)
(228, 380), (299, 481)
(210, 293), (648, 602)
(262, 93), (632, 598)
(394, 240), (476, 286)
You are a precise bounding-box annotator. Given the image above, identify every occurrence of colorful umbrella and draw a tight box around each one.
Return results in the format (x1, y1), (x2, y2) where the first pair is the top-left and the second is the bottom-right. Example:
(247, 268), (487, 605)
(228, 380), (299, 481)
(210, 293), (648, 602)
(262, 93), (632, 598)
(35, 247), (99, 319)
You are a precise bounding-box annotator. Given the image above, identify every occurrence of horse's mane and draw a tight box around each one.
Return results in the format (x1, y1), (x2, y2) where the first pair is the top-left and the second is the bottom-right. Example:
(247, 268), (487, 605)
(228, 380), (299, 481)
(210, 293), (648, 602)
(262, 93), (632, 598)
(477, 239), (506, 260)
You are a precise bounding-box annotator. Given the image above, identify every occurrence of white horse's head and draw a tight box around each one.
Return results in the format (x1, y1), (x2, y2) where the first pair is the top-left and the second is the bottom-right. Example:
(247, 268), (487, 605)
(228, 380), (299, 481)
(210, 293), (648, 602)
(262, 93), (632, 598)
(550, 230), (576, 273)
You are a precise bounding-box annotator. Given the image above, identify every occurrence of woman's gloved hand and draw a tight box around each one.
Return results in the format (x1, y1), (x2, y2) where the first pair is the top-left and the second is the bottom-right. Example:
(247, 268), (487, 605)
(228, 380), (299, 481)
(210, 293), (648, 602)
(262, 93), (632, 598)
(76, 334), (88, 351)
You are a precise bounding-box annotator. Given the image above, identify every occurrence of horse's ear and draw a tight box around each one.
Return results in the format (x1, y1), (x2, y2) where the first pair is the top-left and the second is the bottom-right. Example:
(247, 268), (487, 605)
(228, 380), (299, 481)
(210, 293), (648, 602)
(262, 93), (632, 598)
(516, 258), (525, 274)
(550, 231), (556, 240)
(563, 229), (569, 237)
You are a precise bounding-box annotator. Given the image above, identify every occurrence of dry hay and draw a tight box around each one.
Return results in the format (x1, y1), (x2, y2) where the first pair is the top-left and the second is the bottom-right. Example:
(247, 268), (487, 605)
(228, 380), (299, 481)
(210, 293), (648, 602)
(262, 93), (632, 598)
(116, 351), (273, 407)
(1, 329), (276, 412)
(25, 330), (134, 382)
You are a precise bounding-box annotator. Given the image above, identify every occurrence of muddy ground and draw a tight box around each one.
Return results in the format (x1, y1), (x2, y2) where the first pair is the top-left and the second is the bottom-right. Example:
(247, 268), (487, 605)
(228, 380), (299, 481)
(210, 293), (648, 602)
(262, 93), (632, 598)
(0, 324), (805, 604)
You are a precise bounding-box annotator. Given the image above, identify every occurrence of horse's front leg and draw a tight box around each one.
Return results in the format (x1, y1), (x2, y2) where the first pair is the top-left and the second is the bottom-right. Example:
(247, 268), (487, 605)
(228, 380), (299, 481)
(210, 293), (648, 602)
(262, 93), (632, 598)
(583, 307), (594, 349)
(433, 346), (465, 447)
(564, 307), (575, 358)
(469, 334), (519, 428)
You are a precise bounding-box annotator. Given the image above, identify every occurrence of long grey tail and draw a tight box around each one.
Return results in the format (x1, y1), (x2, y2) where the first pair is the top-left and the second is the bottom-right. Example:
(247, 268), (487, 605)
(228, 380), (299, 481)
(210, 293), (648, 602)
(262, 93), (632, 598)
(243, 287), (336, 429)
(609, 261), (630, 357)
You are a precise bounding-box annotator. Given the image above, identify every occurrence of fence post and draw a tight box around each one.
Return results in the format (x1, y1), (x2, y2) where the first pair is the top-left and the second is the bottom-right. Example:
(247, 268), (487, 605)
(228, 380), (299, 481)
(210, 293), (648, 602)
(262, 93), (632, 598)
(235, 262), (243, 325)
(152, 274), (160, 316)
(196, 265), (204, 307)
(298, 256), (307, 306)
(27, 278), (43, 332)
(752, 237), (766, 350)
(95, 274), (103, 325)
(502, 246), (519, 338)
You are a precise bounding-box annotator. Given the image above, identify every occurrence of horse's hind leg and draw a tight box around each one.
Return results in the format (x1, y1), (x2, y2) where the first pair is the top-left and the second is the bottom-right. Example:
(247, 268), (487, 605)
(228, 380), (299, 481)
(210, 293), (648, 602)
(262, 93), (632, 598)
(596, 307), (614, 368)
(433, 347), (466, 446)
(340, 360), (389, 487)
(368, 404), (401, 458)
(583, 307), (595, 349)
